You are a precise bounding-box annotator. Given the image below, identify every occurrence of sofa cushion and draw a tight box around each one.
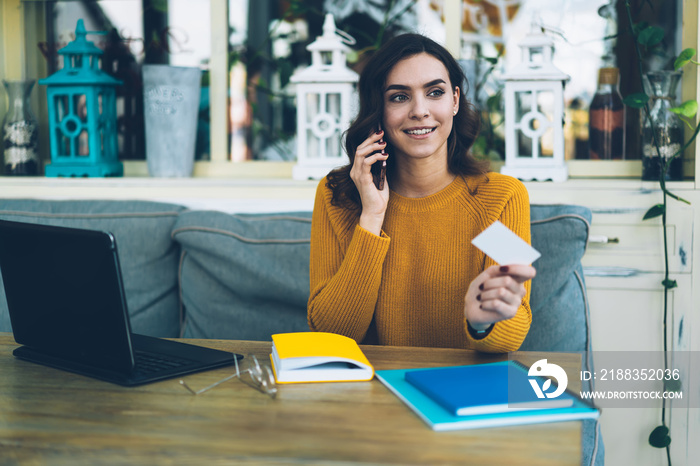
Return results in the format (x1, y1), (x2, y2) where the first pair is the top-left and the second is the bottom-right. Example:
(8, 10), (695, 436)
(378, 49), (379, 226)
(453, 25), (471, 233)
(0, 200), (186, 337)
(521, 204), (592, 354)
(172, 211), (312, 340)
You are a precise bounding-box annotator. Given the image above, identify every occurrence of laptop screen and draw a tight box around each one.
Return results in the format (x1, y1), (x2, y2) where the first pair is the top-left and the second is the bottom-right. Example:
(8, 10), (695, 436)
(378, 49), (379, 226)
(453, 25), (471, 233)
(0, 220), (134, 373)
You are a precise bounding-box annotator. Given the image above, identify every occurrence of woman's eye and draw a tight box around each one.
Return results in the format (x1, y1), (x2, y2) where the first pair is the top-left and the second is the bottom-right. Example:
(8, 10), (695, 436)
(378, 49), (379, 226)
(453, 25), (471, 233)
(429, 88), (445, 97)
(390, 94), (408, 103)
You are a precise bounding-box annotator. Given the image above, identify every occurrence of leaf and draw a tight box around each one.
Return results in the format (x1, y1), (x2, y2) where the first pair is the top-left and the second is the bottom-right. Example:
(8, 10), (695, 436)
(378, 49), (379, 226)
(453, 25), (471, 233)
(542, 379), (551, 392)
(643, 204), (665, 220)
(670, 100), (698, 118)
(664, 378), (682, 393)
(674, 48), (696, 70)
(632, 21), (650, 38)
(662, 279), (678, 290)
(277, 60), (294, 89)
(648, 425), (671, 448)
(483, 56), (498, 65)
(228, 50), (241, 66)
(472, 135), (487, 155)
(624, 93), (649, 109)
(150, 0), (168, 13)
(288, 0), (309, 15)
(637, 26), (665, 47)
(486, 93), (502, 112)
(346, 50), (359, 64)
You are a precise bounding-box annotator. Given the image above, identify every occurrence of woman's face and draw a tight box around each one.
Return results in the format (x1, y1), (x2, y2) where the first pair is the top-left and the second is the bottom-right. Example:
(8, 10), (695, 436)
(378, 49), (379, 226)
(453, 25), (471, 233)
(382, 53), (459, 165)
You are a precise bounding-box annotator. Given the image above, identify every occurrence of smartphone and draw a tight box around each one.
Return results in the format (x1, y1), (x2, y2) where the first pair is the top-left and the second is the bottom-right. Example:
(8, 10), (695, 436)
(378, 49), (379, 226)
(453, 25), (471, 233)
(372, 124), (387, 190)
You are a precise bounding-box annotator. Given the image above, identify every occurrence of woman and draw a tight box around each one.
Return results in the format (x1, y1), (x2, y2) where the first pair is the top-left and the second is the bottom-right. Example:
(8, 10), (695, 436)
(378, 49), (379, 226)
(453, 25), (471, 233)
(307, 33), (536, 353)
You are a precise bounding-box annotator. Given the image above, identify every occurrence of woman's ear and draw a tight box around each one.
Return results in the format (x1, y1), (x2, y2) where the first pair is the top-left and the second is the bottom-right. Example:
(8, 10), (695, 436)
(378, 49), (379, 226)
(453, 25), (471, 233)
(453, 86), (460, 115)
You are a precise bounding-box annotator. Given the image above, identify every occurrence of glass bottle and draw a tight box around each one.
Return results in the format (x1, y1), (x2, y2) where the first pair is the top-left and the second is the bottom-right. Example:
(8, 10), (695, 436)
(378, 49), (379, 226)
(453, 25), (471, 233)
(588, 67), (625, 160)
(2, 80), (40, 175)
(641, 70), (684, 181)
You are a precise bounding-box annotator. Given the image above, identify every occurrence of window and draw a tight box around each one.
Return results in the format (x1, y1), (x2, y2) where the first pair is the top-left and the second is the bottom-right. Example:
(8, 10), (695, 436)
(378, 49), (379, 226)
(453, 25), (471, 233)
(3, 0), (696, 179)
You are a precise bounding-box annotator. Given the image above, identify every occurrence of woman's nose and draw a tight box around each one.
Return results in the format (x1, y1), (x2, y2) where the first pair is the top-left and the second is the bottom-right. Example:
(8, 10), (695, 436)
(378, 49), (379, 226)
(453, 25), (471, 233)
(409, 96), (429, 119)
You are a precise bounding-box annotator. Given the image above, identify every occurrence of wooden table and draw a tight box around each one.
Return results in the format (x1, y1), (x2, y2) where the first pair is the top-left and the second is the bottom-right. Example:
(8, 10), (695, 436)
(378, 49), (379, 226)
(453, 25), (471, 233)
(0, 333), (582, 465)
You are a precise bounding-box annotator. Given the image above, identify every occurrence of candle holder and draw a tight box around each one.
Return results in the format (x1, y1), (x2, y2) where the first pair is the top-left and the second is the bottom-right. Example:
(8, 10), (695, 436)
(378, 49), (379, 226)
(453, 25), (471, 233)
(291, 14), (358, 180)
(39, 19), (123, 177)
(501, 24), (570, 182)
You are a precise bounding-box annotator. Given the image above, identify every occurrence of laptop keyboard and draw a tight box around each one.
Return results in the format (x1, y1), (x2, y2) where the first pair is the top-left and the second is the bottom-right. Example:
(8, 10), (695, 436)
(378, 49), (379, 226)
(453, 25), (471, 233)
(132, 350), (191, 376)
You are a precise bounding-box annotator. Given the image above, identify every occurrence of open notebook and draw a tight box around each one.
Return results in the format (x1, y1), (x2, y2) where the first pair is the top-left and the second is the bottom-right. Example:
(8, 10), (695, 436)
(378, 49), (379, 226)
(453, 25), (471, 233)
(0, 219), (241, 386)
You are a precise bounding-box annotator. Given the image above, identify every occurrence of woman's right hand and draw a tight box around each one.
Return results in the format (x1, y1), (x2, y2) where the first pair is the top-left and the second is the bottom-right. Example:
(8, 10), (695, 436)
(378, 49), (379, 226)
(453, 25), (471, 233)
(350, 129), (390, 236)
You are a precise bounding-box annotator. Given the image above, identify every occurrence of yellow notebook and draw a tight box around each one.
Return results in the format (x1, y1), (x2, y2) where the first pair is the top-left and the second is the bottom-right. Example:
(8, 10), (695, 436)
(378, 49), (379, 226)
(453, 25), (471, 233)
(270, 332), (374, 384)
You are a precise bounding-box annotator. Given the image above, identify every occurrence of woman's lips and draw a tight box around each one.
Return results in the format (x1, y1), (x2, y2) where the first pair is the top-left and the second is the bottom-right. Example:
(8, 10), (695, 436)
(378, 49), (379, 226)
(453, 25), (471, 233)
(403, 127), (436, 138)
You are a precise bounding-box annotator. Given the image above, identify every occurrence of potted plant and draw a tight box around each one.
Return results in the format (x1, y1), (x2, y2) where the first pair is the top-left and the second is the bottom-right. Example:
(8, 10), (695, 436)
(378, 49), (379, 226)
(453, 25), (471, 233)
(621, 1), (699, 462)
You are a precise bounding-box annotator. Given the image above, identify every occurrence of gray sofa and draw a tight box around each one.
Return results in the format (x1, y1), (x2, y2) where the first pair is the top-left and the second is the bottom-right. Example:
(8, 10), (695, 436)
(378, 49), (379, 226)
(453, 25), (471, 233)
(0, 199), (602, 465)
(0, 199), (593, 349)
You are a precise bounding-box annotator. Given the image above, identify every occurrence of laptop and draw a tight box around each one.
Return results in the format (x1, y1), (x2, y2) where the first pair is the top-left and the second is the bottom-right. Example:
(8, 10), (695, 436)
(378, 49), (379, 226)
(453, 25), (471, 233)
(0, 219), (242, 386)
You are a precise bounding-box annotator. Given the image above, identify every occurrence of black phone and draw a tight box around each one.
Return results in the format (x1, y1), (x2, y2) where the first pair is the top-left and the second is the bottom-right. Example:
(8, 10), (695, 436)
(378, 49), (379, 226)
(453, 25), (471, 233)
(372, 124), (387, 190)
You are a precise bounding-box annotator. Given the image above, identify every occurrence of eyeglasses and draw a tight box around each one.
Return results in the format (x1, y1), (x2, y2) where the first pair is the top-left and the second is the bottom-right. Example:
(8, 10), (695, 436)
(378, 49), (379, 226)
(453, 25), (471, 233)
(179, 354), (277, 398)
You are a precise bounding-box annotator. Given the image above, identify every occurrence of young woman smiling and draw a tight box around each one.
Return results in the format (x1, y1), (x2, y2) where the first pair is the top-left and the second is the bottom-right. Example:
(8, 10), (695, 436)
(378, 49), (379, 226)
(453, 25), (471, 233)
(307, 34), (536, 353)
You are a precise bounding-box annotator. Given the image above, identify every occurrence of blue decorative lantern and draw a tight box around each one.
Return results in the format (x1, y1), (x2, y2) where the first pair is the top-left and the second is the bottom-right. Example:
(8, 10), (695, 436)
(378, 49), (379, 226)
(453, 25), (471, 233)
(39, 19), (123, 177)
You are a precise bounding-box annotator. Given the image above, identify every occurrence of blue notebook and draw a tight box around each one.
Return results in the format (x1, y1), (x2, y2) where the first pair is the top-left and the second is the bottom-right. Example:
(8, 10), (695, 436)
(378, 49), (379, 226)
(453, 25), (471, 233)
(404, 361), (573, 416)
(376, 361), (599, 431)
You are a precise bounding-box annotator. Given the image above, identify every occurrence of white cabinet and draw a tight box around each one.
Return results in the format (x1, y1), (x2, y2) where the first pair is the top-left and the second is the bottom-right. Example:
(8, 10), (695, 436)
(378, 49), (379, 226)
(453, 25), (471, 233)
(526, 181), (698, 466)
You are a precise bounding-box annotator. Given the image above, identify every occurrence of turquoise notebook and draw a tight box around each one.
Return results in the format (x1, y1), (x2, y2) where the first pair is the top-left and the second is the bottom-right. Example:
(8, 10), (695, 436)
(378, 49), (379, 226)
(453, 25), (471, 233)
(376, 361), (599, 431)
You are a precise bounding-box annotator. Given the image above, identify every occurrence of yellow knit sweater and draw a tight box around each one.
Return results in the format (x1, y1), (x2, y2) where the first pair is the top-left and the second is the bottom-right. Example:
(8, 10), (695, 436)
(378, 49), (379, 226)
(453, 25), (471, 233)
(307, 172), (532, 353)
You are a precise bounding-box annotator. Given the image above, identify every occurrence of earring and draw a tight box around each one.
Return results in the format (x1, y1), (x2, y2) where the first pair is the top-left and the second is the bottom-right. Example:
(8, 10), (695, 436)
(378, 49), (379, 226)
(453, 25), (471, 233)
(453, 109), (458, 116)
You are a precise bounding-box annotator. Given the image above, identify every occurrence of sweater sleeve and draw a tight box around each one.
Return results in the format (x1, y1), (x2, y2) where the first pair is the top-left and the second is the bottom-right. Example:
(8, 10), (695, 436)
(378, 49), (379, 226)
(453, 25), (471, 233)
(465, 178), (533, 353)
(307, 182), (391, 342)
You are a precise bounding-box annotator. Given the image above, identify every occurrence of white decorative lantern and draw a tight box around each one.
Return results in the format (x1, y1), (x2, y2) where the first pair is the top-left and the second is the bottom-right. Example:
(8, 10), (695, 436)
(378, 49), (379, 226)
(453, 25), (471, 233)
(291, 14), (358, 180)
(501, 25), (570, 182)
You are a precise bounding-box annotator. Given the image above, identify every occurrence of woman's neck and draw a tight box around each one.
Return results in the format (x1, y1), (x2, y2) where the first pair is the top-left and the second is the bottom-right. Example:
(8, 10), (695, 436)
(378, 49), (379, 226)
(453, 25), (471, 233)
(390, 156), (455, 198)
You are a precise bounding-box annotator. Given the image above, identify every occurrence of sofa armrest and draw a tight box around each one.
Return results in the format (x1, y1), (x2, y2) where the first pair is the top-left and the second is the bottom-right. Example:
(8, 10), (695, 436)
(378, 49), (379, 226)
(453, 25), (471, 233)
(521, 204), (592, 355)
(0, 200), (186, 337)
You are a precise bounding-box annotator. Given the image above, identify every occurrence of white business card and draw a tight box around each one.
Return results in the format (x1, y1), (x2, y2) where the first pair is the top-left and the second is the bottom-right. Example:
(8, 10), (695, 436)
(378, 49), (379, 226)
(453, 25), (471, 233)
(471, 221), (541, 265)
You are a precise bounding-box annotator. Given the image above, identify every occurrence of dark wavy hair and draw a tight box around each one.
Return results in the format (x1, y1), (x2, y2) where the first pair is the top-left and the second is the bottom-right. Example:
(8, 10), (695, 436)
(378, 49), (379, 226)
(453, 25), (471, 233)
(326, 33), (488, 209)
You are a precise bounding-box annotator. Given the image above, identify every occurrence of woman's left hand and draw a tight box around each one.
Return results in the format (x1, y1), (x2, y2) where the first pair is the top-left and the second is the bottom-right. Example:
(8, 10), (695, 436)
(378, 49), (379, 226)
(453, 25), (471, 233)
(464, 264), (536, 331)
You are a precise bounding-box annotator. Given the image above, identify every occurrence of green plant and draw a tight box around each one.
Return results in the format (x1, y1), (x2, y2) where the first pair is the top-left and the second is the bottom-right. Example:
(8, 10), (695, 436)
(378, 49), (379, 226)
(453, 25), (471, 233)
(229, 0), (417, 161)
(343, 0), (416, 62)
(621, 1), (700, 464)
(471, 51), (506, 161)
(228, 1), (325, 160)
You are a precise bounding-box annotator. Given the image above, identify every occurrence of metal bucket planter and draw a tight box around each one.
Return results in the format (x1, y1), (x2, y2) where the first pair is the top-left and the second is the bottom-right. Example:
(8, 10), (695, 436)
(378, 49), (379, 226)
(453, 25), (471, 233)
(143, 65), (201, 177)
